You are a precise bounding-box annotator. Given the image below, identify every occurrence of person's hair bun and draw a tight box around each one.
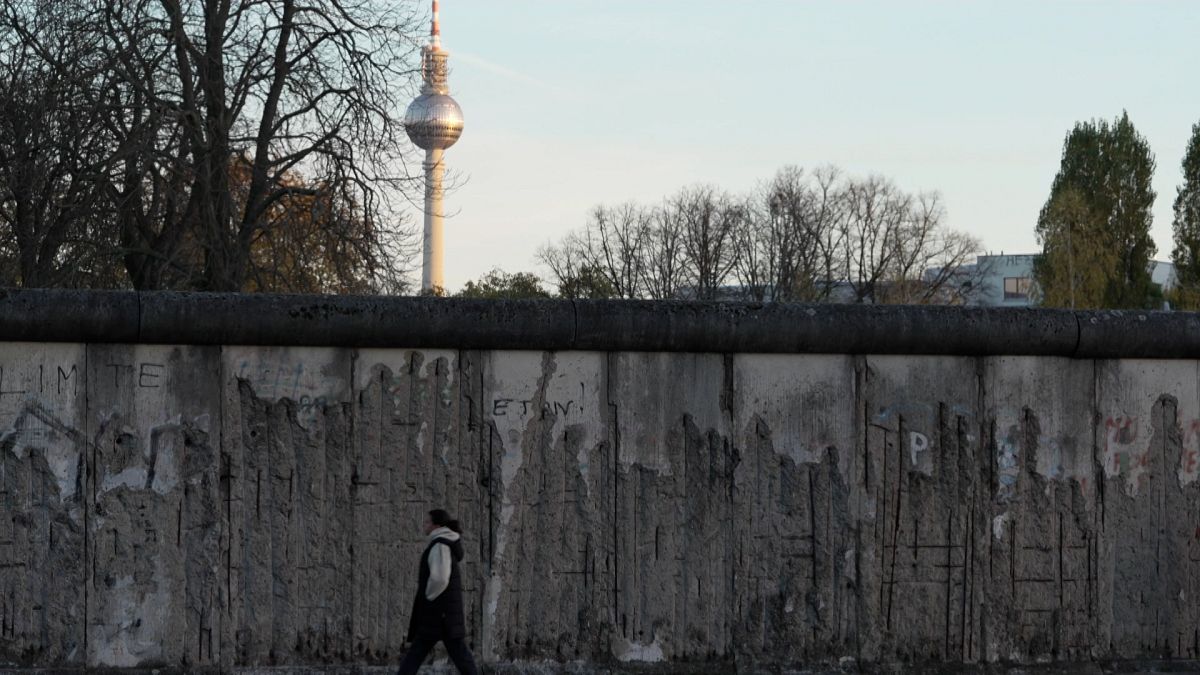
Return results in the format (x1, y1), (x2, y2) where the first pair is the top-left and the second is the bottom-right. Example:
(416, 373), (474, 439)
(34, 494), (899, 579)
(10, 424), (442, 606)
(429, 508), (462, 533)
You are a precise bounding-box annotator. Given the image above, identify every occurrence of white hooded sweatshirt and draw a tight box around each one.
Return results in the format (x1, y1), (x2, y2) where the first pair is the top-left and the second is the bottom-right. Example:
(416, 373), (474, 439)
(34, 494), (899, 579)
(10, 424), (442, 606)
(425, 526), (460, 601)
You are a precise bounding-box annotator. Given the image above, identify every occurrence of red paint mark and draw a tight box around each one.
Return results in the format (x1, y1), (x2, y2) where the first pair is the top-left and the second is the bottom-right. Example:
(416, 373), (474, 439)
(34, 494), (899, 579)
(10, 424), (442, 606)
(1183, 448), (1199, 476)
(1105, 416), (1139, 472)
(1105, 416), (1138, 443)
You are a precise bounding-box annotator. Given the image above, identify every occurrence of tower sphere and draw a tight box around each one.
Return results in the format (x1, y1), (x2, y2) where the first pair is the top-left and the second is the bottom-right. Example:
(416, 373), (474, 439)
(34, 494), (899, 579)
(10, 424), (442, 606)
(405, 92), (464, 150)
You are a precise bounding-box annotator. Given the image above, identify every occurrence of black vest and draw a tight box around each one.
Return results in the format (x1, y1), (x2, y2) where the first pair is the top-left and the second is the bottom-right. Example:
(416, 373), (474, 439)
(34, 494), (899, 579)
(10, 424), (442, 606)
(407, 535), (466, 641)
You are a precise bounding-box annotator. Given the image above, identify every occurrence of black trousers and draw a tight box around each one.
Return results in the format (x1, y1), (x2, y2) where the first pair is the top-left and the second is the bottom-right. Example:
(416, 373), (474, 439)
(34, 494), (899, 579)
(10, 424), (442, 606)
(397, 636), (479, 675)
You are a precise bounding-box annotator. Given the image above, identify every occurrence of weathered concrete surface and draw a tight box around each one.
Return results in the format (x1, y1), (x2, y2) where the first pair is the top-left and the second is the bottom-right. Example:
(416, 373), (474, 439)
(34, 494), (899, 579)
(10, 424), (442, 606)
(88, 345), (221, 668)
(1094, 360), (1200, 660)
(982, 356), (1098, 663)
(2, 296), (1200, 672)
(858, 356), (983, 664)
(610, 353), (733, 663)
(0, 343), (86, 666)
(730, 355), (856, 665)
(221, 346), (355, 667)
(482, 351), (611, 664)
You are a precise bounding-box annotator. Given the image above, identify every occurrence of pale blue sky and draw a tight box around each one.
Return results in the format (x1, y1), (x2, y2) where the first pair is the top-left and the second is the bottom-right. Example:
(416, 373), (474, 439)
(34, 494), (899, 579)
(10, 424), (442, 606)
(427, 1), (1200, 291)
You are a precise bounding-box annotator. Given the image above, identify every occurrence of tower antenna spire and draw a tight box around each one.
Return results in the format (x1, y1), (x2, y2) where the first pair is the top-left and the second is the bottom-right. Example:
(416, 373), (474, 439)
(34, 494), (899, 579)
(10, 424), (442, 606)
(431, 0), (441, 50)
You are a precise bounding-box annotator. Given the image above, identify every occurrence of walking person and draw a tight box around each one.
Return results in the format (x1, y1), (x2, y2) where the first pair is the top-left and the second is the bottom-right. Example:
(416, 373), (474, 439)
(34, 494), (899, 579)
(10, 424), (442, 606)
(398, 508), (479, 675)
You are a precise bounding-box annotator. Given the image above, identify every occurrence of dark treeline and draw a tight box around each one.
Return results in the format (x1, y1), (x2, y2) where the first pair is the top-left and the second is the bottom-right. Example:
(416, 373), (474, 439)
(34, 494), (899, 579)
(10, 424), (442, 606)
(0, 0), (423, 293)
(1035, 112), (1158, 309)
(1035, 111), (1200, 310)
(1172, 120), (1200, 309)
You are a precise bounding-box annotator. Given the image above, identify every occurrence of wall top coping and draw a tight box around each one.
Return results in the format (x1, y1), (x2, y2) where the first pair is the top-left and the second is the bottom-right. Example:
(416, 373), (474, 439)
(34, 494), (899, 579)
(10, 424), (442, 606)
(0, 288), (1194, 358)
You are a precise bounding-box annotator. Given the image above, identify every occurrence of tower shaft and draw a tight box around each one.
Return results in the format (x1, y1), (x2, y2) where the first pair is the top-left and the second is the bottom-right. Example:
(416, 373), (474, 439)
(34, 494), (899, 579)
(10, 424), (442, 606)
(406, 0), (460, 294)
(421, 147), (446, 293)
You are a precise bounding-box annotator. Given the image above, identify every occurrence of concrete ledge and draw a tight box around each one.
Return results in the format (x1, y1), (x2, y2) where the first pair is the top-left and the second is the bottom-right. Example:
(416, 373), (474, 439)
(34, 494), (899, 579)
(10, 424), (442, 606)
(0, 288), (141, 343)
(571, 300), (1082, 355)
(0, 288), (1194, 357)
(136, 291), (576, 348)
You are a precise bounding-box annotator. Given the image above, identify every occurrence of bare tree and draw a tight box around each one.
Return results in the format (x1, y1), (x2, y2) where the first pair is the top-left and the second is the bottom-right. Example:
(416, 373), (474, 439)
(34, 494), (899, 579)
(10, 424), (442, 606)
(539, 166), (976, 305)
(732, 166), (847, 302)
(140, 0), (421, 290)
(0, 0), (423, 292)
(0, 0), (122, 287)
(638, 204), (688, 299)
(839, 176), (979, 304)
(536, 235), (584, 296)
(90, 0), (196, 289)
(877, 192), (980, 304)
(588, 203), (650, 298)
(839, 175), (908, 303)
(673, 186), (743, 300)
(808, 166), (849, 299)
(538, 203), (649, 299)
(730, 197), (772, 301)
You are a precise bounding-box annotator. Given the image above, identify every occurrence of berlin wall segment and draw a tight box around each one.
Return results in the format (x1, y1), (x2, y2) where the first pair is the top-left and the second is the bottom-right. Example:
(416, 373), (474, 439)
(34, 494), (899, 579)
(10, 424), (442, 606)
(0, 343), (87, 665)
(1, 293), (1200, 671)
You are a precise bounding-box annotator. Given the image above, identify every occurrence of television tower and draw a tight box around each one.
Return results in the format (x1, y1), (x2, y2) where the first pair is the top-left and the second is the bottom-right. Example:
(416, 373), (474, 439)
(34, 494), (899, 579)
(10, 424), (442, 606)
(405, 0), (464, 293)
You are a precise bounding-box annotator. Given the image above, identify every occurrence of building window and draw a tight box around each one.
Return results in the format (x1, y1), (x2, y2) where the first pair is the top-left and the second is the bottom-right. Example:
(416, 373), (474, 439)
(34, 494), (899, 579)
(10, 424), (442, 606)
(1004, 277), (1032, 300)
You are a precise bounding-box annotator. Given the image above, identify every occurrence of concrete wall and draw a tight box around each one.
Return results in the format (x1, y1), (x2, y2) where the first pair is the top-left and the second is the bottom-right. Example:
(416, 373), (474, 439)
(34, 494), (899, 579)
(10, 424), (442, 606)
(1, 292), (1200, 672)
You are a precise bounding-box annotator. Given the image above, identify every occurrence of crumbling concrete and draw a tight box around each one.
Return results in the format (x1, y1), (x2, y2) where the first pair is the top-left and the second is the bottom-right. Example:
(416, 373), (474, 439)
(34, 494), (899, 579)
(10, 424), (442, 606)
(1, 293), (1200, 672)
(0, 343), (87, 666)
(87, 344), (221, 668)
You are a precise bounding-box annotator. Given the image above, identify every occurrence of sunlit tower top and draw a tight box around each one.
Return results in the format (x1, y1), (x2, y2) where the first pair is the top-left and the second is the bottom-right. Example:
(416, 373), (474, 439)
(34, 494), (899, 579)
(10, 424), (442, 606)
(405, 1), (464, 152)
(405, 0), (464, 293)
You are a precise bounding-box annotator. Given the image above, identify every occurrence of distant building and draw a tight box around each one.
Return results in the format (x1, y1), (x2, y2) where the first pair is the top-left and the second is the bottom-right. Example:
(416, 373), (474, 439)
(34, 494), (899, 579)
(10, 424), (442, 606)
(960, 254), (1038, 307)
(1151, 260), (1178, 293)
(954, 253), (1177, 308)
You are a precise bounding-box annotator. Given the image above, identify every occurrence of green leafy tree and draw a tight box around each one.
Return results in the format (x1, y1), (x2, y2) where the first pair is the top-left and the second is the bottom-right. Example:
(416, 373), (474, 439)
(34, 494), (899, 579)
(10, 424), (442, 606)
(1171, 121), (1200, 309)
(456, 268), (552, 299)
(1033, 188), (1116, 308)
(557, 264), (616, 299)
(1034, 112), (1157, 308)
